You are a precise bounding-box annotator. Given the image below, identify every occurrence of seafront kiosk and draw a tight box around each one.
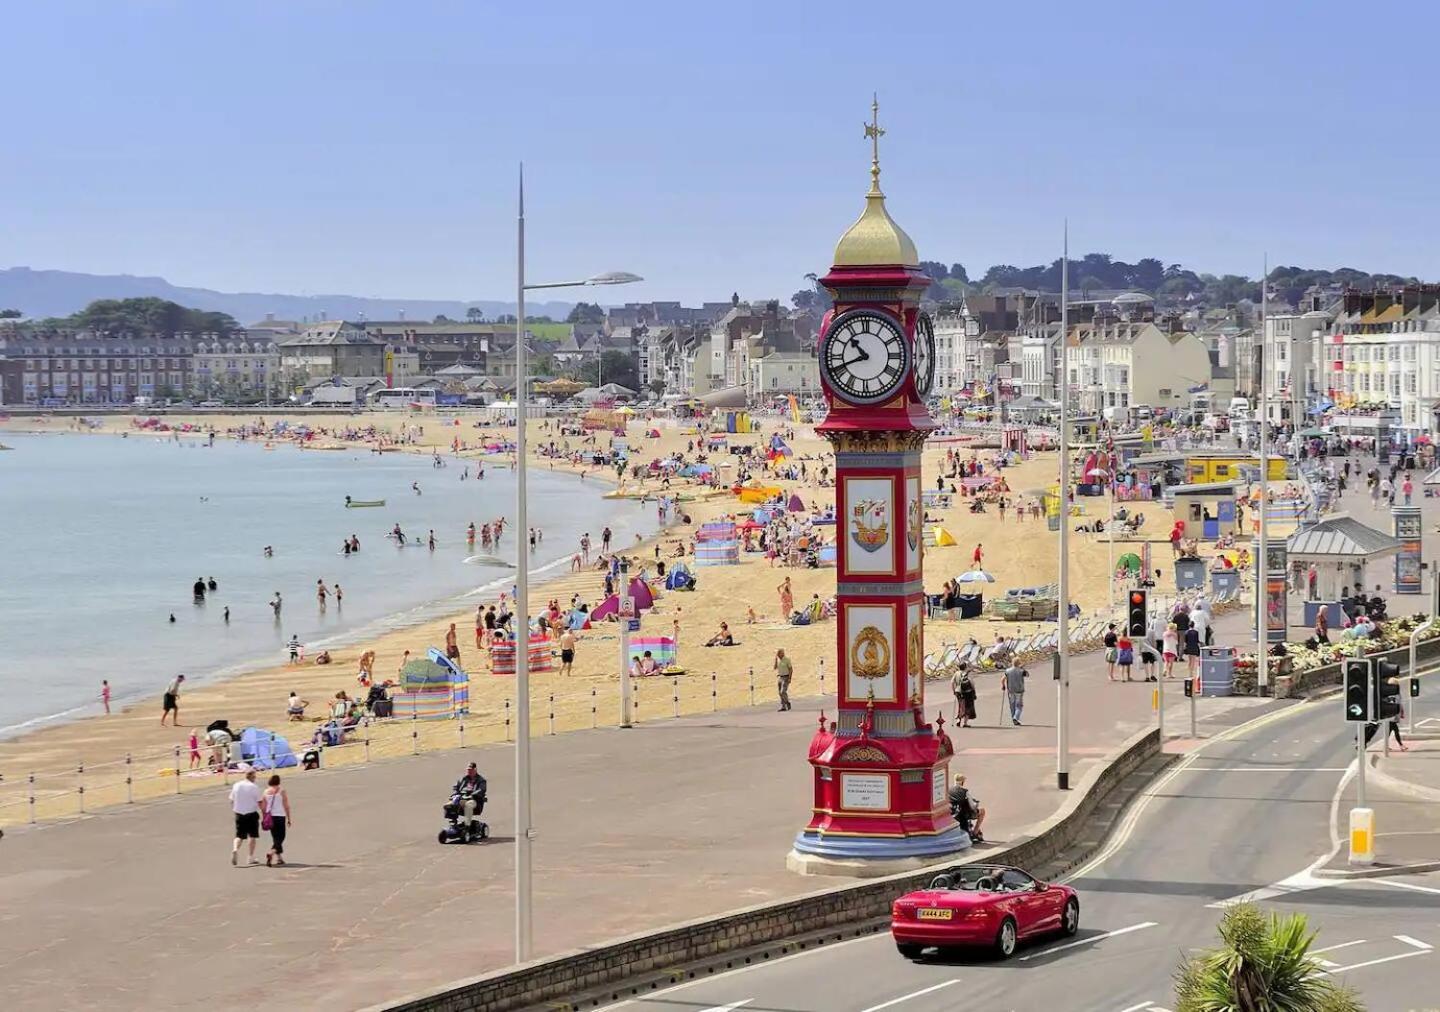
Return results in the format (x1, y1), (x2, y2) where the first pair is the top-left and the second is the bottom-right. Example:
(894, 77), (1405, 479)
(789, 101), (968, 876)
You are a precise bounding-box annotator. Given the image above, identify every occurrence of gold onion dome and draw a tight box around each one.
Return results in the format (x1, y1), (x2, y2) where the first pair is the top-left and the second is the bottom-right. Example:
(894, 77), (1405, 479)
(832, 95), (918, 268)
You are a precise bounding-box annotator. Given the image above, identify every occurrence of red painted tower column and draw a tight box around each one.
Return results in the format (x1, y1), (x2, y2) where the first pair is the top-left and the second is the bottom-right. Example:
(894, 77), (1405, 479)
(789, 100), (970, 874)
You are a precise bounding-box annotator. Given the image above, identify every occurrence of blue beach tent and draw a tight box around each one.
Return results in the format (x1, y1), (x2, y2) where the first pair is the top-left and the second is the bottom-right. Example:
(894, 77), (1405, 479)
(239, 726), (299, 769)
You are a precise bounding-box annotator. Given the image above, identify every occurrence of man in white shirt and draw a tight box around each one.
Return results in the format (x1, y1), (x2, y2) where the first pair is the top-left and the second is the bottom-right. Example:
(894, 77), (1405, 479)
(230, 770), (262, 866)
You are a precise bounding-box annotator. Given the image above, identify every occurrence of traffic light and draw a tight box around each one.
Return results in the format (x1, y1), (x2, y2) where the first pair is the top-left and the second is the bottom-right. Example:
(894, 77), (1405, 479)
(1411, 678), (1421, 699)
(1183, 676), (1195, 698)
(1375, 660), (1402, 720)
(1127, 590), (1147, 637)
(1343, 659), (1372, 723)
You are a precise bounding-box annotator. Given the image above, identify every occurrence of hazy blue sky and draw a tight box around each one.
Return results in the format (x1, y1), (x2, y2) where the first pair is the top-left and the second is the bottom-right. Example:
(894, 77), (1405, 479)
(2, 1), (1434, 304)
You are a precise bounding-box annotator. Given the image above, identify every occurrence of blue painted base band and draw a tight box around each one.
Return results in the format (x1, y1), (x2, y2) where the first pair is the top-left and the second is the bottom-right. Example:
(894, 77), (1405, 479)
(791, 824), (972, 860)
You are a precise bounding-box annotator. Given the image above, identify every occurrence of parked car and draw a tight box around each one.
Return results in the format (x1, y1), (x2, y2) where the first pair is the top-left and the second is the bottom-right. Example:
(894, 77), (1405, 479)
(198, 400), (225, 408)
(890, 863), (1078, 960)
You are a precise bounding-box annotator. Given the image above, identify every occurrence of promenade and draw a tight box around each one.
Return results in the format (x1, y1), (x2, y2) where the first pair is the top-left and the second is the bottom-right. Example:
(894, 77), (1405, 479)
(0, 608), (1265, 1012)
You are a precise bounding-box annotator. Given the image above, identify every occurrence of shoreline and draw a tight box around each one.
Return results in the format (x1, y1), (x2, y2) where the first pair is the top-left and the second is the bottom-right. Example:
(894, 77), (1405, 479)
(0, 423), (665, 742)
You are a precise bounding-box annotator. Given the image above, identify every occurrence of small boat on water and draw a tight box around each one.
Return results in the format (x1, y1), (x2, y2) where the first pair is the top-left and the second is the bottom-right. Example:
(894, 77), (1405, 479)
(345, 498), (386, 508)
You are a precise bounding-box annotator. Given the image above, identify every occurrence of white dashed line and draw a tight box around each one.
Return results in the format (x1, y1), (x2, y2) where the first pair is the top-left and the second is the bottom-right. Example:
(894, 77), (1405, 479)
(857, 979), (960, 1012)
(1017, 921), (1157, 961)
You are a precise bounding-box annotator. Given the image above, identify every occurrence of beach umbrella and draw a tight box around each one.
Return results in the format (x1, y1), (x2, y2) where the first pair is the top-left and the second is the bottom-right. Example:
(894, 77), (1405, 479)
(956, 569), (996, 583)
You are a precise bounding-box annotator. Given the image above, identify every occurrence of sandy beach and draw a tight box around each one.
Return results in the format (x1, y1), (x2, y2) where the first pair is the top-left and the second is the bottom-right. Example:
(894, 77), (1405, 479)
(0, 409), (1184, 825)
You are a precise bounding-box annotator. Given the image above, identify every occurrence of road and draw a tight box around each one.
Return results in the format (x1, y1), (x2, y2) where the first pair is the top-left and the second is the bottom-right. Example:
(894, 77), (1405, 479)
(592, 696), (1440, 1012)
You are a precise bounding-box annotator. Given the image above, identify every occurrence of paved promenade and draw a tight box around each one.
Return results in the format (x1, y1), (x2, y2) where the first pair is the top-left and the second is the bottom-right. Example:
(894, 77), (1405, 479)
(0, 610), (1264, 1012)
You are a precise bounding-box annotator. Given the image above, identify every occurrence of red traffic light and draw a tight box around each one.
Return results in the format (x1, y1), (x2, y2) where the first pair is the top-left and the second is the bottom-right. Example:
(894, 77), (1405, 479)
(1130, 592), (1145, 605)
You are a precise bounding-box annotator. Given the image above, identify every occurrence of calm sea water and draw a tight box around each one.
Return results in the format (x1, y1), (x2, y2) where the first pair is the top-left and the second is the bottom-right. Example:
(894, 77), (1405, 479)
(0, 432), (657, 735)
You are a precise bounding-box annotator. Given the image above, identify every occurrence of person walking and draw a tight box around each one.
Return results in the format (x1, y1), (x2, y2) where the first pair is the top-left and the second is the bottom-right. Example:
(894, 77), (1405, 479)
(972, 543), (984, 569)
(316, 579), (328, 611)
(1103, 623), (1119, 681)
(1183, 623), (1202, 679)
(558, 628), (576, 676)
(1162, 622), (1180, 679)
(1117, 633), (1135, 682)
(230, 769), (262, 866)
(101, 679), (111, 715)
(777, 576), (794, 618)
(957, 665), (978, 727)
(445, 623), (461, 663)
(774, 649), (793, 711)
(1139, 637), (1158, 682)
(161, 674), (185, 726)
(1314, 607), (1330, 645)
(1002, 662), (1027, 726)
(261, 774), (292, 867)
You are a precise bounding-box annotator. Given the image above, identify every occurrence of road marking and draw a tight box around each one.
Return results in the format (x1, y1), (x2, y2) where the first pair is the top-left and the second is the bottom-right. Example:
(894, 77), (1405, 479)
(1374, 878), (1440, 897)
(1325, 950), (1430, 973)
(1064, 700), (1314, 882)
(1178, 766), (1349, 773)
(1017, 921), (1157, 961)
(857, 980), (959, 1012)
(1115, 1003), (1153, 1012)
(1207, 869), (1333, 908)
(1395, 934), (1433, 950)
(1312, 939), (1368, 954)
(698, 1003), (752, 1012)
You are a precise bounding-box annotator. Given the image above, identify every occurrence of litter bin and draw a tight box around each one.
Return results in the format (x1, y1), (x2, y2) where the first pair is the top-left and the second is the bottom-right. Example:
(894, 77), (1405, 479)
(1175, 557), (1206, 590)
(1200, 645), (1236, 697)
(1211, 568), (1240, 597)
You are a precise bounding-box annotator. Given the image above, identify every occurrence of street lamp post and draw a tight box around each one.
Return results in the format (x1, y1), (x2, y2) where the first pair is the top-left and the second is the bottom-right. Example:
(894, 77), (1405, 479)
(514, 164), (640, 962)
(1258, 255), (1270, 694)
(1057, 222), (1072, 791)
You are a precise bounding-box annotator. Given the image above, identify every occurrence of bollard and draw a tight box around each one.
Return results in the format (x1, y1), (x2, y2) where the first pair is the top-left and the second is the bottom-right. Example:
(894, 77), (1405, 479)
(1349, 807), (1375, 865)
(818, 657), (825, 694)
(591, 687), (597, 728)
(549, 694), (556, 736)
(77, 763), (84, 815)
(505, 698), (511, 742)
(673, 677), (680, 718)
(126, 753), (133, 805)
(364, 719), (371, 763)
(174, 746), (182, 794)
(459, 720), (466, 749)
(711, 671), (718, 712)
(411, 713), (419, 755)
(29, 772), (35, 824)
(749, 666), (755, 706)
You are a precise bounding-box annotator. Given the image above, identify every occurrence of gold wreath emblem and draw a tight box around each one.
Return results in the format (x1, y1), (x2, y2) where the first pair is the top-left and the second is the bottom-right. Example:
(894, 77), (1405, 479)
(851, 625), (891, 679)
(908, 624), (922, 678)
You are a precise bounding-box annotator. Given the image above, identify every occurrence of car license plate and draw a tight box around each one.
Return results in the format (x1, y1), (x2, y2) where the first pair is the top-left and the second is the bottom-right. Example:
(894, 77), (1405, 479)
(917, 908), (953, 921)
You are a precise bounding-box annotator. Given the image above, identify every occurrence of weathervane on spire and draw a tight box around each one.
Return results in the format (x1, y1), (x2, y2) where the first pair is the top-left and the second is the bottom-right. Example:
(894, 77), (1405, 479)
(864, 92), (884, 193)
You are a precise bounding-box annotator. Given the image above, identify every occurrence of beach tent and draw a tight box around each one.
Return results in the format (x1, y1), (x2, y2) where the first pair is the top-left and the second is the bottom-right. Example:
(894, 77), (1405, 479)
(590, 577), (659, 621)
(736, 484), (783, 504)
(1117, 552), (1143, 574)
(565, 608), (592, 630)
(934, 527), (958, 546)
(769, 433), (793, 456)
(786, 493), (805, 512)
(665, 563), (696, 590)
(392, 649), (472, 717)
(238, 727), (298, 769)
(679, 463), (713, 477)
(695, 539), (740, 566)
(698, 520), (739, 542)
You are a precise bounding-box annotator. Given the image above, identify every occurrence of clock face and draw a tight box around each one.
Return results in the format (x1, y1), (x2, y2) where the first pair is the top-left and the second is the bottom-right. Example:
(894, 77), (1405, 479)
(914, 312), (936, 397)
(822, 309), (910, 405)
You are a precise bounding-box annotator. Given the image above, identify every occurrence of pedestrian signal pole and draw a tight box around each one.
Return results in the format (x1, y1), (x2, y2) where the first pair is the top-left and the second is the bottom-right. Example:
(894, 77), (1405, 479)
(1344, 658), (1374, 864)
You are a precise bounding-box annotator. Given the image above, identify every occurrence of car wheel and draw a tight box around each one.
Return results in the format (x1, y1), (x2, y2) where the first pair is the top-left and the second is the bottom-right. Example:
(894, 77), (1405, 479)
(895, 943), (924, 960)
(1062, 899), (1079, 937)
(994, 917), (1018, 959)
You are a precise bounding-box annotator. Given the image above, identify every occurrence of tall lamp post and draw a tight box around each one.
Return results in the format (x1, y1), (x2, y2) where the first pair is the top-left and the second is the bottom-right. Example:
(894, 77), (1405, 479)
(1057, 222), (1072, 790)
(515, 164), (641, 962)
(1257, 254), (1270, 693)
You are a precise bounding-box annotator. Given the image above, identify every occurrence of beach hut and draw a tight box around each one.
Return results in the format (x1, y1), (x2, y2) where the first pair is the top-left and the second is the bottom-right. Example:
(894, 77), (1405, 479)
(238, 727), (299, 769)
(1168, 482), (1239, 538)
(392, 649), (473, 717)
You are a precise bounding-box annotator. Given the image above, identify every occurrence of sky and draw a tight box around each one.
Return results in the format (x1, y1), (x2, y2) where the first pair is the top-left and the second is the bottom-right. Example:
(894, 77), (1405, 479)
(2, 1), (1437, 306)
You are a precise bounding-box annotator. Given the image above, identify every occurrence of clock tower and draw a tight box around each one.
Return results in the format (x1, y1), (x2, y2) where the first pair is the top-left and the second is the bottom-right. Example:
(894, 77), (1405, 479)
(788, 98), (970, 875)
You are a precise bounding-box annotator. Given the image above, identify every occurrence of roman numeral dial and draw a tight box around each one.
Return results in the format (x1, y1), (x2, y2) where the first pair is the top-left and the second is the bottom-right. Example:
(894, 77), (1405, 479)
(821, 309), (910, 406)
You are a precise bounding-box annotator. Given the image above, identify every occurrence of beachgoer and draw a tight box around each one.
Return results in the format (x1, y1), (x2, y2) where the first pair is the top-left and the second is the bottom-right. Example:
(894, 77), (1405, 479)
(705, 622), (735, 647)
(778, 576), (794, 618)
(1162, 623), (1179, 679)
(101, 679), (111, 715)
(261, 774), (291, 867)
(445, 623), (461, 662)
(334, 584), (342, 606)
(271, 592), (283, 619)
(774, 649), (793, 711)
(230, 770), (262, 866)
(1103, 623), (1119, 681)
(316, 580), (328, 610)
(559, 629), (576, 676)
(193, 577), (206, 600)
(287, 692), (309, 720)
(223, 606), (230, 623)
(207, 577), (218, 592)
(1117, 634), (1135, 682)
(1184, 624), (1202, 678)
(951, 666), (977, 727)
(972, 543), (983, 568)
(189, 727), (202, 768)
(161, 674), (185, 725)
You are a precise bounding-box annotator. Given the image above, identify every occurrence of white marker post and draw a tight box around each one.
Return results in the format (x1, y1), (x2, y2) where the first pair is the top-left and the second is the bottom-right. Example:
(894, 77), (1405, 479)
(619, 595), (635, 728)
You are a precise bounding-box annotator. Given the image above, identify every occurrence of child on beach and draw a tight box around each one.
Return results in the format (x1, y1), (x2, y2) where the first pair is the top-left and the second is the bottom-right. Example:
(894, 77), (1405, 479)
(188, 729), (202, 769)
(101, 680), (111, 714)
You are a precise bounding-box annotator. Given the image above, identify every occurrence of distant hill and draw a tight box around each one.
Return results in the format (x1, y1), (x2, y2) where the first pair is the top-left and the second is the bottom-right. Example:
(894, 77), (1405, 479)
(0, 266), (574, 325)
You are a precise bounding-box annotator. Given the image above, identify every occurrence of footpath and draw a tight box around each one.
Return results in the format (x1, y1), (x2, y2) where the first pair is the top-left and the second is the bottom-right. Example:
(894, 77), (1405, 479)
(0, 610), (1267, 1012)
(1330, 711), (1440, 873)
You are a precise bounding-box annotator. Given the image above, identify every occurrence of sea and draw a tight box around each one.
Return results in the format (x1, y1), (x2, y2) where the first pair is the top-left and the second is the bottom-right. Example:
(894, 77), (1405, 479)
(0, 431), (658, 736)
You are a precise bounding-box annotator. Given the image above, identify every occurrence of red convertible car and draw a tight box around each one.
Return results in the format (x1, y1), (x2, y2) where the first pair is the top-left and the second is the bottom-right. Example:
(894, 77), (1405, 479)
(890, 863), (1079, 960)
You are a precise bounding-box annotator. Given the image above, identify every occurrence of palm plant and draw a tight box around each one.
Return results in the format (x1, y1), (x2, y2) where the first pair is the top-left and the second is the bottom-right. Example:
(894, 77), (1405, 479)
(1174, 903), (1363, 1011)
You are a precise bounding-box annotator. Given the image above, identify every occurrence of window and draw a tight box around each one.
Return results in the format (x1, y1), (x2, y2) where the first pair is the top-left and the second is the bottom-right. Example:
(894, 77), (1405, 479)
(998, 869), (1036, 893)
